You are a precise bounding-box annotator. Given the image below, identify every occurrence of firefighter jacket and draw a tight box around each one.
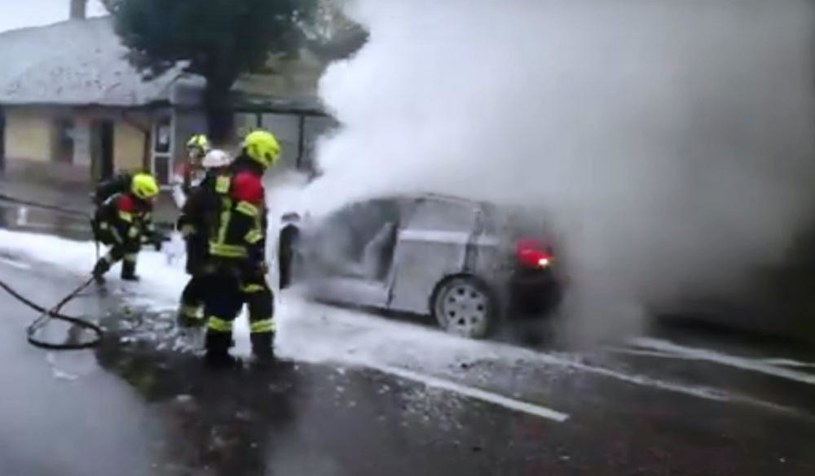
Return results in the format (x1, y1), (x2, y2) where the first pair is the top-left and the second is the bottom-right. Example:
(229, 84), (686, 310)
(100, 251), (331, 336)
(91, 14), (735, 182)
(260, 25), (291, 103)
(177, 172), (219, 274)
(177, 172), (218, 238)
(207, 159), (266, 265)
(94, 193), (156, 247)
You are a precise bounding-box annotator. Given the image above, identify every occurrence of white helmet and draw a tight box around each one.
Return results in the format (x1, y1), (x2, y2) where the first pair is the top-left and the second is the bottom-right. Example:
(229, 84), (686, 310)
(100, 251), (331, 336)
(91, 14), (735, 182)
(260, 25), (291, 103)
(201, 149), (233, 169)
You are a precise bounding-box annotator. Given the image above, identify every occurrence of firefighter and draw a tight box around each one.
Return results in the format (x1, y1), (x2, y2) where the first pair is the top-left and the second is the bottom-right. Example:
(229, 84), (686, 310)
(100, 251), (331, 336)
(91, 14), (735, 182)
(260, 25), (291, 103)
(175, 149), (234, 327)
(171, 134), (211, 208)
(181, 134), (211, 194)
(203, 130), (280, 365)
(91, 172), (162, 282)
(92, 169), (146, 207)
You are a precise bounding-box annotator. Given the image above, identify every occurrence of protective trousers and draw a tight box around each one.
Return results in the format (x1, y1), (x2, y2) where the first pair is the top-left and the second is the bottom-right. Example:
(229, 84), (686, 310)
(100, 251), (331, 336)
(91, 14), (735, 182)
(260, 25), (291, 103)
(92, 225), (141, 281)
(203, 266), (275, 357)
(177, 236), (211, 326)
(177, 274), (210, 327)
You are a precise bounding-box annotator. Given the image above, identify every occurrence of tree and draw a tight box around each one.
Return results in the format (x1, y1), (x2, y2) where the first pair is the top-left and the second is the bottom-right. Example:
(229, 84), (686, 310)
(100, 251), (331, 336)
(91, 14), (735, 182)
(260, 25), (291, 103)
(110, 0), (316, 143)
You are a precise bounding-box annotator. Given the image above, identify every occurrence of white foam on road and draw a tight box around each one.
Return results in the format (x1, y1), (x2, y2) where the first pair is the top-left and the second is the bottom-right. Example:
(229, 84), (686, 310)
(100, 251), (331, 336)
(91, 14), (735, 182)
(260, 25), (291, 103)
(630, 337), (815, 386)
(0, 227), (805, 417)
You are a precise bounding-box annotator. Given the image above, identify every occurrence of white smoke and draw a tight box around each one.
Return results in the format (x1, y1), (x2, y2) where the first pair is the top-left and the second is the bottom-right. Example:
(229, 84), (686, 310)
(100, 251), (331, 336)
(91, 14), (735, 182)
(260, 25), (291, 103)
(302, 0), (815, 343)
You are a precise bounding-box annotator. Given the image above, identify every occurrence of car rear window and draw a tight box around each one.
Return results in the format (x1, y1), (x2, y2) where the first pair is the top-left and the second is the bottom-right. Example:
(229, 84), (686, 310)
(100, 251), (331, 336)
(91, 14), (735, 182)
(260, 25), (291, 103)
(482, 203), (549, 240)
(409, 198), (478, 231)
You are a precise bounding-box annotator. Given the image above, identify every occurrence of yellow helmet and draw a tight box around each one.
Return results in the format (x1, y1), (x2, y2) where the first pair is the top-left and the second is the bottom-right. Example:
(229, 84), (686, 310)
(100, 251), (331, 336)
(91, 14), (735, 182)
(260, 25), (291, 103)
(131, 173), (160, 200)
(242, 130), (281, 169)
(186, 134), (210, 156)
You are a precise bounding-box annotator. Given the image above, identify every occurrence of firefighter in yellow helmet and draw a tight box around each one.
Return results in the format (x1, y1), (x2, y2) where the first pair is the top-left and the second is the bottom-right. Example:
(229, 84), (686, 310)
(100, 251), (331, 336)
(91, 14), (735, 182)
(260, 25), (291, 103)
(187, 134), (210, 157)
(202, 130), (280, 365)
(91, 173), (163, 282)
(178, 134), (211, 195)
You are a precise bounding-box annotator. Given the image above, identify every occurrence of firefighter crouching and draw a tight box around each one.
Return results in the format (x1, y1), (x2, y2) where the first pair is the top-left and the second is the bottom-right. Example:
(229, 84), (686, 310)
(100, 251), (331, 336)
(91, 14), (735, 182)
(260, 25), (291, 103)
(92, 169), (146, 207)
(91, 173), (163, 282)
(176, 149), (234, 327)
(203, 130), (280, 363)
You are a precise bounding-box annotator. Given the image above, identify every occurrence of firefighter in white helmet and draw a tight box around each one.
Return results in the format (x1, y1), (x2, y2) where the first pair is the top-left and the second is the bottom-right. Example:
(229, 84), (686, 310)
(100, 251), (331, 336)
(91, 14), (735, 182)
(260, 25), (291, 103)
(175, 149), (234, 327)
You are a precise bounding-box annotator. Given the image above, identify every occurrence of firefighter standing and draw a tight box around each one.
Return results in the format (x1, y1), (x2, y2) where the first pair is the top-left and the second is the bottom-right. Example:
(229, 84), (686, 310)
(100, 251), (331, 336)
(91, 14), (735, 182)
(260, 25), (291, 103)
(203, 130), (280, 364)
(91, 173), (162, 282)
(181, 134), (211, 194)
(175, 149), (234, 327)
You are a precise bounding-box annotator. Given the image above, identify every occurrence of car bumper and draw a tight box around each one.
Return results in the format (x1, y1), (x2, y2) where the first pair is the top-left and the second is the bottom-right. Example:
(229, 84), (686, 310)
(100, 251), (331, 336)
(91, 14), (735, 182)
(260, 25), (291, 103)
(507, 268), (561, 317)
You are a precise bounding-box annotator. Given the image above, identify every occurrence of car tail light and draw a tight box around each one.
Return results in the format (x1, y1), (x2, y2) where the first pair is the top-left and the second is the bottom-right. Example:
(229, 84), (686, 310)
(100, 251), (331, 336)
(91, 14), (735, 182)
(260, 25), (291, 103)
(516, 238), (553, 269)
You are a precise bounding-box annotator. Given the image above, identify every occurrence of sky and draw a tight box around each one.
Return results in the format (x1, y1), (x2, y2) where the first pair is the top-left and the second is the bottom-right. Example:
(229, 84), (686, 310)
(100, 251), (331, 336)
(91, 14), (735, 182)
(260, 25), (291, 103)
(0, 0), (106, 33)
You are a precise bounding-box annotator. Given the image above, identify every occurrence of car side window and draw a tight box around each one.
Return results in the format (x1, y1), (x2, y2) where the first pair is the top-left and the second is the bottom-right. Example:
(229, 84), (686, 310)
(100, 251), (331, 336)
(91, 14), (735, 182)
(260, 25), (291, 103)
(407, 199), (478, 232)
(313, 199), (401, 262)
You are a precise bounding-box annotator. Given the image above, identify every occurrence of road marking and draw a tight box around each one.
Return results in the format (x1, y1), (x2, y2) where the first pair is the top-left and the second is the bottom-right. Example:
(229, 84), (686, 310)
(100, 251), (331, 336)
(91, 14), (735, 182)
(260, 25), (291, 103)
(0, 256), (31, 270)
(359, 361), (569, 422)
(758, 358), (815, 369)
(607, 347), (701, 360)
(630, 337), (815, 386)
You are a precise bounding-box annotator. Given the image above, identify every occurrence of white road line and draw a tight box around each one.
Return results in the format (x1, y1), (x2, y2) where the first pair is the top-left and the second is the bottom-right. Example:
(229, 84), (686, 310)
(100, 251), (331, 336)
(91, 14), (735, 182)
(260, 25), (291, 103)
(0, 256), (32, 270)
(607, 347), (702, 360)
(758, 358), (815, 369)
(630, 337), (815, 386)
(359, 361), (569, 423)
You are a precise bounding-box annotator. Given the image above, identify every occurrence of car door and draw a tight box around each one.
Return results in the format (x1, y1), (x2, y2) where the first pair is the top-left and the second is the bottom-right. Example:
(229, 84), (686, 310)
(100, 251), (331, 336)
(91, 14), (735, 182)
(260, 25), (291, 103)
(387, 197), (481, 315)
(304, 199), (403, 309)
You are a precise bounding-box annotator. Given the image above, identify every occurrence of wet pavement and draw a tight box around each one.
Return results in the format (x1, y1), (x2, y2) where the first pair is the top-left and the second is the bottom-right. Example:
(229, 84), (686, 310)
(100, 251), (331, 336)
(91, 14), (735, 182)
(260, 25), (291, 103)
(1, 249), (815, 476)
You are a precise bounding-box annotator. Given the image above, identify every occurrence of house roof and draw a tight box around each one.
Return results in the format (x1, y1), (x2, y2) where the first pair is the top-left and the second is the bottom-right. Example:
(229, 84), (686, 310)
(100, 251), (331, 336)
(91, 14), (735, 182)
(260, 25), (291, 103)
(0, 17), (184, 107)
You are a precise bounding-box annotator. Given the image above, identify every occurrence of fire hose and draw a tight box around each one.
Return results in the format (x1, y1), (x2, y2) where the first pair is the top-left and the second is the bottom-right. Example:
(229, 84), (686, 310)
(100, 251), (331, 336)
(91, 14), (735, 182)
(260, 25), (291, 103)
(0, 191), (179, 350)
(0, 277), (103, 350)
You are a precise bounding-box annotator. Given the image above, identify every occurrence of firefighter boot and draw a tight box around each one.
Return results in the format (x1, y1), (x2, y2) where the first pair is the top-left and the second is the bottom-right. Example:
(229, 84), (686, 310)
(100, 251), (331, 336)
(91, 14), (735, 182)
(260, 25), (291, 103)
(121, 257), (140, 281)
(92, 258), (111, 284)
(251, 331), (275, 360)
(204, 331), (239, 368)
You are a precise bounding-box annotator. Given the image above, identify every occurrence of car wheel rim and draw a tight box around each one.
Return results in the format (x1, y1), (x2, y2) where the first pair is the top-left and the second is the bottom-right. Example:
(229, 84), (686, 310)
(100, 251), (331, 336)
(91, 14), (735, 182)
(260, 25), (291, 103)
(439, 281), (488, 336)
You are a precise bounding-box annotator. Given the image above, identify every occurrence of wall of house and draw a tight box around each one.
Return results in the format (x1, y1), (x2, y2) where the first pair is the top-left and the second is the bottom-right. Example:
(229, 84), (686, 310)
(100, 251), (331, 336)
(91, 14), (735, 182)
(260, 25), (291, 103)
(2, 106), (90, 184)
(1, 106), (155, 185)
(114, 120), (146, 172)
(4, 108), (52, 162)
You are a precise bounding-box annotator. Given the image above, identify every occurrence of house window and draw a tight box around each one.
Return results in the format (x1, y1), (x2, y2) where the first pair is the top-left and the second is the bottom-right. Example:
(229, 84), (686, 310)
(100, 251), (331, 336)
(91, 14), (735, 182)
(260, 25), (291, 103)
(151, 116), (174, 187)
(53, 118), (75, 164)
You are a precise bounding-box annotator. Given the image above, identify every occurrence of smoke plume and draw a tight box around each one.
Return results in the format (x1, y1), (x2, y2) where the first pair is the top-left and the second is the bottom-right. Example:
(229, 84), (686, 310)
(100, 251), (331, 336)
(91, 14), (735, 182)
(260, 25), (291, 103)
(302, 0), (815, 344)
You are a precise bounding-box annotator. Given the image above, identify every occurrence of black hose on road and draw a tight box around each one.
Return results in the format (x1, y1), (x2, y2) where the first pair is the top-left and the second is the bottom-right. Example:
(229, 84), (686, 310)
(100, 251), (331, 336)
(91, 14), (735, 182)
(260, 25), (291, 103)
(0, 276), (104, 350)
(0, 191), (179, 350)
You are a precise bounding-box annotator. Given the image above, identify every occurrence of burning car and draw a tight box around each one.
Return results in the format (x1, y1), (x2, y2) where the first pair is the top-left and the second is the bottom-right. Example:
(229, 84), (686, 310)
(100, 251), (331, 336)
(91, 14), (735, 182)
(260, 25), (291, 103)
(277, 193), (564, 339)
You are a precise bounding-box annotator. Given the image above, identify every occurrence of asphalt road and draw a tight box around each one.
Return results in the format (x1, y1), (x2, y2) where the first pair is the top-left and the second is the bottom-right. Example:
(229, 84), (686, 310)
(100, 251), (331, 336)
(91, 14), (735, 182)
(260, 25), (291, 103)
(1, 249), (814, 476)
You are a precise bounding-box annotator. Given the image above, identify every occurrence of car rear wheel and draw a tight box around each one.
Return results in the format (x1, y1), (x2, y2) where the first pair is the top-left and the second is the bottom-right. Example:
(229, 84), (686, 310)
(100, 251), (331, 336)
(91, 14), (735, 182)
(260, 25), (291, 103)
(432, 276), (496, 339)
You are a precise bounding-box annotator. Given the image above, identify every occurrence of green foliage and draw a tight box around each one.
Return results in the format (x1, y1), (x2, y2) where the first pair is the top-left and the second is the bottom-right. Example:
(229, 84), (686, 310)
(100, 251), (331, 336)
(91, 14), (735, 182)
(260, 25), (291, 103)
(114, 0), (314, 81)
(112, 0), (316, 140)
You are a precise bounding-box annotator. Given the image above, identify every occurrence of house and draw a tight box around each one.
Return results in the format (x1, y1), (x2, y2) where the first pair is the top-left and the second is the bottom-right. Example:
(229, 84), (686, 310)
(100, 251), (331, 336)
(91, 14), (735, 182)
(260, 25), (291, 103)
(0, 1), (363, 188)
(0, 11), (194, 187)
